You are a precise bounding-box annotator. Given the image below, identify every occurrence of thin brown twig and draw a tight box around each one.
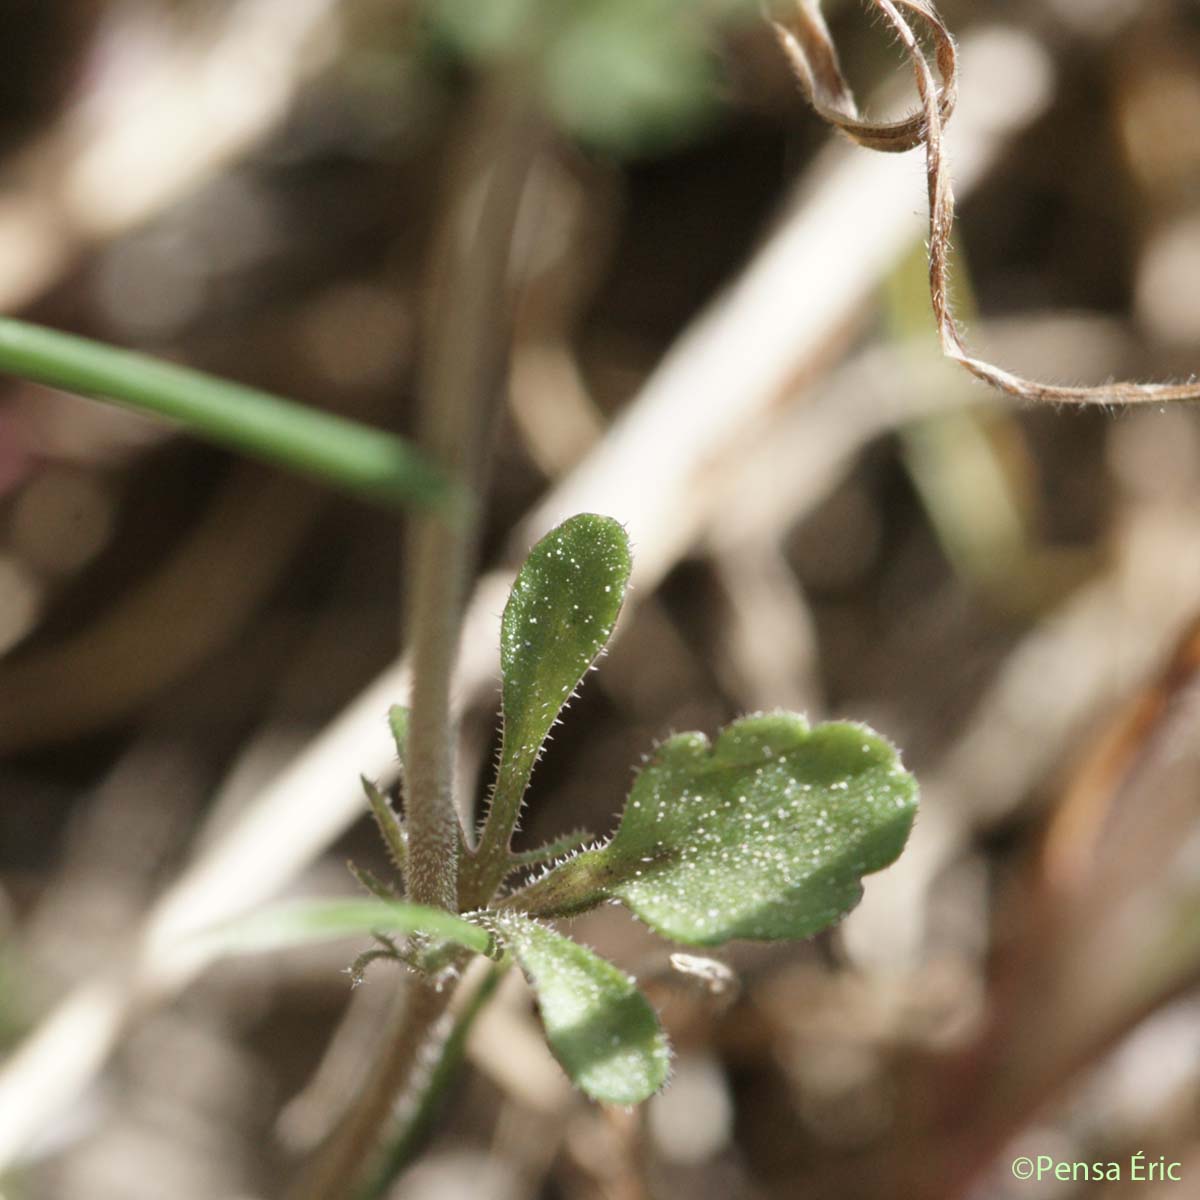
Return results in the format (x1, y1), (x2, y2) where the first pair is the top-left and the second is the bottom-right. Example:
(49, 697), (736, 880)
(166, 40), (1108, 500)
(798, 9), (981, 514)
(773, 0), (958, 152)
(1040, 614), (1200, 893)
(776, 0), (1200, 405)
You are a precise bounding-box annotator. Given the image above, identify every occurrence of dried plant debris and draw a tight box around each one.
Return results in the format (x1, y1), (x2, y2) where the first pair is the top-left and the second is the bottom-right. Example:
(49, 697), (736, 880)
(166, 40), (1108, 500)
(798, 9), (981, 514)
(775, 0), (1200, 405)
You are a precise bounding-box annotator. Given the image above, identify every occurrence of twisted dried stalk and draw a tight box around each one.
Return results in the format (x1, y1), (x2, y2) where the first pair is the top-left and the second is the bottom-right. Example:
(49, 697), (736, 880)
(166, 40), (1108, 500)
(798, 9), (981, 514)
(775, 0), (1200, 405)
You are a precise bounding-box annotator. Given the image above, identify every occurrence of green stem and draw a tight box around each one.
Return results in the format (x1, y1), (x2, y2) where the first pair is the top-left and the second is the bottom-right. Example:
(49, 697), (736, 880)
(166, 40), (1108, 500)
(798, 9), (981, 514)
(467, 754), (538, 905)
(0, 317), (457, 511)
(403, 81), (540, 911)
(286, 78), (542, 1200)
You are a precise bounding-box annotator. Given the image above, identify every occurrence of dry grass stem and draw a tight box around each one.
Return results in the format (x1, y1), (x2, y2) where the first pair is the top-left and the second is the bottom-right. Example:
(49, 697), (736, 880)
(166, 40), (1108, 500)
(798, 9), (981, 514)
(777, 0), (1200, 405)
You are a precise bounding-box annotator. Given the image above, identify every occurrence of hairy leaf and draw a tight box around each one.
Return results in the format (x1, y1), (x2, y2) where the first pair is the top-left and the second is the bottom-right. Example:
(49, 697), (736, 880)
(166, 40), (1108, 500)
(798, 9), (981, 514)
(346, 860), (399, 901)
(362, 776), (407, 876)
(511, 714), (918, 946)
(489, 912), (669, 1105)
(481, 514), (630, 853)
(510, 828), (595, 869)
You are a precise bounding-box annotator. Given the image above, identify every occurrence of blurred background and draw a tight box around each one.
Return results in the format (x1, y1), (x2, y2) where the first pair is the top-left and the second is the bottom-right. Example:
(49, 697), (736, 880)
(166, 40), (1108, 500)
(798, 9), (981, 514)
(1, 0), (1199, 1197)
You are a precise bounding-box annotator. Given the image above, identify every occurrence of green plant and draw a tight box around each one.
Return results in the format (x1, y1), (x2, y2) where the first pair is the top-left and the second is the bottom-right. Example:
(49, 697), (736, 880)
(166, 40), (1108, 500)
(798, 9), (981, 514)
(5, 2), (1199, 1196)
(426, 0), (759, 154)
(0, 174), (914, 1157)
(0, 6), (928, 1192)
(217, 511), (918, 1195)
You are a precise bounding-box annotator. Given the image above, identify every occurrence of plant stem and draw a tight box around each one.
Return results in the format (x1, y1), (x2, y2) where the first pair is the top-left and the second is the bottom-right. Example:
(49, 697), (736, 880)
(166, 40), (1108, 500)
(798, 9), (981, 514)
(286, 981), (454, 1200)
(286, 80), (541, 1199)
(0, 317), (456, 511)
(402, 81), (539, 909)
(356, 963), (507, 1200)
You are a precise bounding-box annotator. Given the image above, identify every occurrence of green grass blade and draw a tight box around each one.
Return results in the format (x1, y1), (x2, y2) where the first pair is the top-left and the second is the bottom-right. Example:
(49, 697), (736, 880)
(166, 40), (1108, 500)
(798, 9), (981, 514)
(0, 317), (460, 511)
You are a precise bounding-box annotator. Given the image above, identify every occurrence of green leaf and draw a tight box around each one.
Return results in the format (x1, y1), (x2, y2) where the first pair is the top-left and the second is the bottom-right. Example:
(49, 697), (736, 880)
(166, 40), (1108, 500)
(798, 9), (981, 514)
(362, 777), (408, 876)
(511, 714), (918, 946)
(346, 860), (399, 900)
(489, 911), (669, 1105)
(510, 827), (595, 868)
(203, 899), (495, 957)
(427, 0), (538, 59)
(427, 0), (762, 157)
(388, 705), (410, 770)
(475, 515), (630, 874)
(541, 7), (716, 153)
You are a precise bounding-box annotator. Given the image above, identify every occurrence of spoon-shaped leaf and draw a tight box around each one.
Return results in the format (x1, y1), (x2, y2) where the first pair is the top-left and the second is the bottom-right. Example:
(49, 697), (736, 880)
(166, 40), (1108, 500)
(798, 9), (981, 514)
(473, 515), (631, 885)
(489, 911), (670, 1105)
(508, 714), (918, 946)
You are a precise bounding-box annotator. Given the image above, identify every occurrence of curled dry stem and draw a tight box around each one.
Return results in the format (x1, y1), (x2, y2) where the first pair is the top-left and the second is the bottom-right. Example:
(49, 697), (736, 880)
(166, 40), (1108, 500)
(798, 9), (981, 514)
(775, 0), (1200, 405)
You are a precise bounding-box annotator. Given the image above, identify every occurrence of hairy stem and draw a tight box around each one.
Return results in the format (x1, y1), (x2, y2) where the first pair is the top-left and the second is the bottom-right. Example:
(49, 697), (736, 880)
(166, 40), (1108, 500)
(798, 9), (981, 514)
(286, 80), (542, 1199)
(403, 83), (540, 912)
(356, 963), (507, 1200)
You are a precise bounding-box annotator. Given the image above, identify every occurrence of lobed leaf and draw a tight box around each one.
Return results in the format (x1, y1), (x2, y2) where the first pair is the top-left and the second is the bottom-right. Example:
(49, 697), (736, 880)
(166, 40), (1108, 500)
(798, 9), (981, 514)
(512, 714), (918, 946)
(489, 911), (670, 1105)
